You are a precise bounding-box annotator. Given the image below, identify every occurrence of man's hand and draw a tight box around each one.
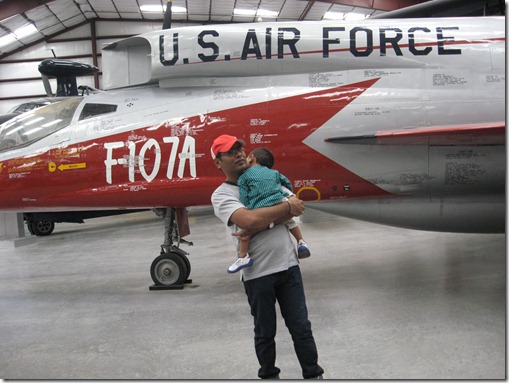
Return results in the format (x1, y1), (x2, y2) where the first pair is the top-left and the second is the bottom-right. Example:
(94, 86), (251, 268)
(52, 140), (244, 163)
(287, 195), (305, 216)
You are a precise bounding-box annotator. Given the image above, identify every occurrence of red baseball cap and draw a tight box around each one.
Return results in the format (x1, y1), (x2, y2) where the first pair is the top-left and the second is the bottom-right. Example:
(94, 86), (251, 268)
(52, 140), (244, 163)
(210, 134), (246, 159)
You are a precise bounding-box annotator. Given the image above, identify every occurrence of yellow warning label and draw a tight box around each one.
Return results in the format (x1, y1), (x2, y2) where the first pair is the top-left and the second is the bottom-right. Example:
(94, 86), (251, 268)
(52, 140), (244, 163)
(49, 162), (86, 172)
(58, 162), (86, 171)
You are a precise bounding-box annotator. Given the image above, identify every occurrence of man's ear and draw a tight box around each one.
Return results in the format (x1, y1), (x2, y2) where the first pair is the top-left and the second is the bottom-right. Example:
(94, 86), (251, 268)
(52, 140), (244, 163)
(213, 158), (222, 169)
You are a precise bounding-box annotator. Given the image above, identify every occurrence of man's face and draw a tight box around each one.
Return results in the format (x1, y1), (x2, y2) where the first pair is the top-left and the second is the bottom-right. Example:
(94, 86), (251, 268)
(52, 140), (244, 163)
(214, 143), (247, 178)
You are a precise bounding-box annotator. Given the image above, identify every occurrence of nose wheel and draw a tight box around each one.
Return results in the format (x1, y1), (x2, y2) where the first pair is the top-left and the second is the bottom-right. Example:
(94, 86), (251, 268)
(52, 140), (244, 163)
(150, 249), (192, 290)
(149, 208), (193, 290)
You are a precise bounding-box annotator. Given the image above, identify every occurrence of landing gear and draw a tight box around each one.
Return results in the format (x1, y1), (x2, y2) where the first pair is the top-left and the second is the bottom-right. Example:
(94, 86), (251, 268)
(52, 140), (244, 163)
(26, 218), (55, 236)
(149, 208), (193, 290)
(150, 251), (189, 287)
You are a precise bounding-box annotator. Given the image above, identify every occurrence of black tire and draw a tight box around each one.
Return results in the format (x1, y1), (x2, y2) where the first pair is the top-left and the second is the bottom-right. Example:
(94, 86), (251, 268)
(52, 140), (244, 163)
(179, 253), (191, 281)
(150, 253), (188, 286)
(29, 220), (55, 236)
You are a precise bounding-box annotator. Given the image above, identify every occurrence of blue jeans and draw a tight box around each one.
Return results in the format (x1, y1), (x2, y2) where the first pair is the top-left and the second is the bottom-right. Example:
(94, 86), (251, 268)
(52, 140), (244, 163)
(243, 265), (324, 379)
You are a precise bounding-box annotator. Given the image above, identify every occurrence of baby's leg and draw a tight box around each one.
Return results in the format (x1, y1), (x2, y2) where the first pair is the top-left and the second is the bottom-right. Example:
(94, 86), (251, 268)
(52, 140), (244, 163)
(239, 236), (250, 258)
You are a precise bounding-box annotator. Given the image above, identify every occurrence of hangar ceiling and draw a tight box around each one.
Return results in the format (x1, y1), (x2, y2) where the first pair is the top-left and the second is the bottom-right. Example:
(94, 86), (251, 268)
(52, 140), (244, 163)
(0, 0), (504, 59)
(0, 0), (428, 58)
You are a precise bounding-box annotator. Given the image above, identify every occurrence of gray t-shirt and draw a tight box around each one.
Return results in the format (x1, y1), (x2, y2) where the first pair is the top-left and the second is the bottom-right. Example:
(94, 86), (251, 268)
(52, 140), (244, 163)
(211, 182), (299, 281)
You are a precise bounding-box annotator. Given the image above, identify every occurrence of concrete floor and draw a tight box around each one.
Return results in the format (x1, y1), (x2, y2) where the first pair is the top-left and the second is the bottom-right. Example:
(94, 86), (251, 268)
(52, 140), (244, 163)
(0, 207), (505, 380)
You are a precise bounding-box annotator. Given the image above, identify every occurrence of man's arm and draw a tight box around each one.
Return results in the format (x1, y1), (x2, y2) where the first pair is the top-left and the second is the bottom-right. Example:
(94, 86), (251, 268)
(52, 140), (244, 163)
(229, 196), (304, 230)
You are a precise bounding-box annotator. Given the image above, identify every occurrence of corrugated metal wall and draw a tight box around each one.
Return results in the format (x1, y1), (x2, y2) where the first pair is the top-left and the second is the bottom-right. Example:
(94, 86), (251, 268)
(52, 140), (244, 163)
(0, 20), (196, 113)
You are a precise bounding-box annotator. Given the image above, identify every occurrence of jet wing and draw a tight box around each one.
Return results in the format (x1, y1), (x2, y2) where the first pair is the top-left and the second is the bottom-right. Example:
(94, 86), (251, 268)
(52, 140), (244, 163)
(324, 122), (505, 146)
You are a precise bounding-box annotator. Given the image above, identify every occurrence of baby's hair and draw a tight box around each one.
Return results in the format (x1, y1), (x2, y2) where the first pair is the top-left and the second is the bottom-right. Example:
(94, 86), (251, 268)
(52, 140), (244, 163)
(251, 147), (274, 169)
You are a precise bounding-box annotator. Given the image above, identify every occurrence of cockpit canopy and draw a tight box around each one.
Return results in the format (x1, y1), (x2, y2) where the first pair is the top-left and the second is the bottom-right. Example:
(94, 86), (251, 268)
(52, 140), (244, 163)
(0, 97), (83, 152)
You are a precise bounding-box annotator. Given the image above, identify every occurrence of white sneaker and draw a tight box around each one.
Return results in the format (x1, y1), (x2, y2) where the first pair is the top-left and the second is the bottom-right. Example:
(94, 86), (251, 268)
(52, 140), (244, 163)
(227, 256), (254, 273)
(297, 240), (311, 259)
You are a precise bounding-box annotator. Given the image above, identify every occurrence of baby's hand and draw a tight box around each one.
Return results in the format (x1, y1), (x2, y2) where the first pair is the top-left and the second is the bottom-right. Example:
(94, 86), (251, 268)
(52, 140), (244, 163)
(232, 229), (252, 241)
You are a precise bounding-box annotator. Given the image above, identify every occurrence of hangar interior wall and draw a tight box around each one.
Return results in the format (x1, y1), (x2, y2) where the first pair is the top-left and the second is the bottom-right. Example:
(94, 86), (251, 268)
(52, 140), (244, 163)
(0, 20), (198, 114)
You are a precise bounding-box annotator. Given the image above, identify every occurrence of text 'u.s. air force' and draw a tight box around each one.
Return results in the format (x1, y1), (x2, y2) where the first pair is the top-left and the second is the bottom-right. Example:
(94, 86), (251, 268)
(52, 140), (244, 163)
(160, 26), (462, 66)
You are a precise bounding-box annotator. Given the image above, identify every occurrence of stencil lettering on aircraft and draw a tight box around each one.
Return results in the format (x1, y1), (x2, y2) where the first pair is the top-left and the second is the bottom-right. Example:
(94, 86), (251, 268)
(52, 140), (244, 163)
(160, 26), (462, 66)
(104, 136), (197, 184)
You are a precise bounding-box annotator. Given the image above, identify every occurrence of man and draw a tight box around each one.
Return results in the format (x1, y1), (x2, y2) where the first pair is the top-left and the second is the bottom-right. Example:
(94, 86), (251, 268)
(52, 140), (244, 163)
(211, 134), (324, 379)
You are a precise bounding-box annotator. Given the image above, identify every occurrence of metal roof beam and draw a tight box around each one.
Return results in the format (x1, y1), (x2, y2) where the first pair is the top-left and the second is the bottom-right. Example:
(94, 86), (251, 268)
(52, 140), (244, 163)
(312, 0), (427, 12)
(0, 0), (54, 21)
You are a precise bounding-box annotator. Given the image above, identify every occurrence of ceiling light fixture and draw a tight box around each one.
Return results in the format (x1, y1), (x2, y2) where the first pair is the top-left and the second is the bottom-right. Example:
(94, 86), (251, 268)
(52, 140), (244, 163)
(0, 34), (16, 48)
(324, 11), (368, 20)
(257, 9), (278, 17)
(170, 6), (187, 13)
(0, 23), (37, 48)
(140, 5), (187, 13)
(234, 8), (279, 17)
(344, 12), (368, 20)
(140, 5), (163, 12)
(234, 8), (256, 16)
(323, 11), (345, 20)
(13, 23), (37, 38)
